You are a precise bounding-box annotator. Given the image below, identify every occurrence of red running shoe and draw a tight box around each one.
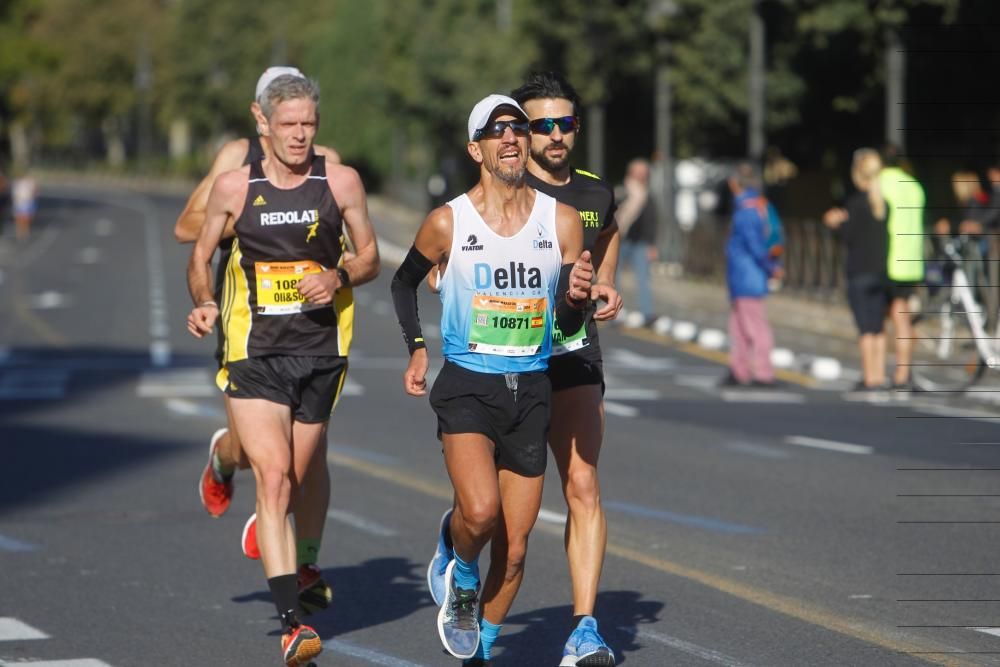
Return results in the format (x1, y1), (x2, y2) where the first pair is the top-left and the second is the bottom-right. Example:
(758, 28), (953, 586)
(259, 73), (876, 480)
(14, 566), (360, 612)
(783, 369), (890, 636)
(281, 622), (322, 667)
(198, 428), (233, 517)
(241, 513), (260, 560)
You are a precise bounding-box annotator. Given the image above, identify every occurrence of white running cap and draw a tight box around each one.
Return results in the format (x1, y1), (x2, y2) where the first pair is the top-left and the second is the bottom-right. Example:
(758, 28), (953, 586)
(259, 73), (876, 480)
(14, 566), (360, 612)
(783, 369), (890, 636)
(255, 66), (305, 102)
(467, 94), (527, 141)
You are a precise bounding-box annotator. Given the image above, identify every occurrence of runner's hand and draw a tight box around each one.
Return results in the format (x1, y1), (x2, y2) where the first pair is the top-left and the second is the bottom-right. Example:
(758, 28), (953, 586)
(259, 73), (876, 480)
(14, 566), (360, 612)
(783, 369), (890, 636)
(591, 283), (623, 321)
(568, 251), (593, 304)
(404, 348), (429, 396)
(187, 305), (218, 338)
(298, 271), (341, 305)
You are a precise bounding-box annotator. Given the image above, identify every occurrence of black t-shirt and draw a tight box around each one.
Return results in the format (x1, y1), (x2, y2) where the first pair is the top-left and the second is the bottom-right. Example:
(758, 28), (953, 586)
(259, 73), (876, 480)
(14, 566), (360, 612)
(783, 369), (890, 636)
(840, 191), (889, 277)
(525, 168), (616, 364)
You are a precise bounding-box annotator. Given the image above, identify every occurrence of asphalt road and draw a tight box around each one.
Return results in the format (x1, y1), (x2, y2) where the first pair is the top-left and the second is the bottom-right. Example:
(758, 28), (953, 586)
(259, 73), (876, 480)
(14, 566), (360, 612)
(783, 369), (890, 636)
(2, 183), (1000, 667)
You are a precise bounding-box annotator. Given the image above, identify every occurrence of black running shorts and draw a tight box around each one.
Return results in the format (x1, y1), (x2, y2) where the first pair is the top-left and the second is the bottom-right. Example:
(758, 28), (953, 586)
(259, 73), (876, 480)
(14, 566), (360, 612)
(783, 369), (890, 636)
(547, 354), (605, 394)
(847, 273), (890, 335)
(224, 355), (348, 423)
(429, 360), (550, 478)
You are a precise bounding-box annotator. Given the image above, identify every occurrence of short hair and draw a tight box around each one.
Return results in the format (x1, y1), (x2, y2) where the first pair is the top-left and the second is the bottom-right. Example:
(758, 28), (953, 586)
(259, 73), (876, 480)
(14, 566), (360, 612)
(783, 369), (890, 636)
(259, 75), (320, 120)
(511, 71), (581, 116)
(732, 162), (762, 190)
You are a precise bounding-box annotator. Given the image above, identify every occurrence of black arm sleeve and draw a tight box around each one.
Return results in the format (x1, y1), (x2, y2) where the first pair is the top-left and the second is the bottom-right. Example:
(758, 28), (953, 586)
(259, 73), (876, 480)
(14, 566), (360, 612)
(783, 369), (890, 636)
(390, 245), (435, 354)
(554, 263), (587, 334)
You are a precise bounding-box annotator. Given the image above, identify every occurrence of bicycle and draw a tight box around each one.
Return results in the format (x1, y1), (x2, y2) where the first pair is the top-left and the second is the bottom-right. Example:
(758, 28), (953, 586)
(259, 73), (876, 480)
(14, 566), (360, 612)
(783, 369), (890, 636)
(909, 235), (996, 391)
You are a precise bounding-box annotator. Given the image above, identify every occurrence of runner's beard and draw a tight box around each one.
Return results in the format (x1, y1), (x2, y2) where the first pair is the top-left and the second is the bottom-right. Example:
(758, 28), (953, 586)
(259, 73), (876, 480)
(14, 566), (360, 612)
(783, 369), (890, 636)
(494, 162), (526, 186)
(532, 144), (570, 173)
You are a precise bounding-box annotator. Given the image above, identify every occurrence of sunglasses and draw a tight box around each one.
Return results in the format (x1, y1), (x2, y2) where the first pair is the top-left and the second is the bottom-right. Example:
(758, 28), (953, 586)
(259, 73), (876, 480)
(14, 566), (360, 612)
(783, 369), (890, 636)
(528, 116), (579, 135)
(474, 120), (530, 140)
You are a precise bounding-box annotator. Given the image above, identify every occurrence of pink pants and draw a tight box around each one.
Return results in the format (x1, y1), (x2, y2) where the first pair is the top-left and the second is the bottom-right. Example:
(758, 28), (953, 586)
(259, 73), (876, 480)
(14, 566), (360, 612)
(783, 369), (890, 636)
(728, 297), (775, 383)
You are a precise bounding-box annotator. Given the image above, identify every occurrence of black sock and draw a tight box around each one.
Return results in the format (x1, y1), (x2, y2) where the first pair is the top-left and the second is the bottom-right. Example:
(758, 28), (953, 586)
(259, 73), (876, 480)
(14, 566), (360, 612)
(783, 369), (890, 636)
(572, 614), (588, 630)
(268, 574), (300, 629)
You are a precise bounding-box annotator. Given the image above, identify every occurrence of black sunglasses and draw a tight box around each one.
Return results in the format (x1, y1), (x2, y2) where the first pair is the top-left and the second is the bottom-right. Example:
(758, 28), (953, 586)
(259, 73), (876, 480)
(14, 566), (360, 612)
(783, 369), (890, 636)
(528, 116), (579, 135)
(474, 120), (530, 140)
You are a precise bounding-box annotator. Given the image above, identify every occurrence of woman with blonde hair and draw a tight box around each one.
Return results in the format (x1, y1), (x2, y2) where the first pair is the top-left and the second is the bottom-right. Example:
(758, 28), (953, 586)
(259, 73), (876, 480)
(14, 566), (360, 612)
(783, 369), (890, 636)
(824, 148), (891, 391)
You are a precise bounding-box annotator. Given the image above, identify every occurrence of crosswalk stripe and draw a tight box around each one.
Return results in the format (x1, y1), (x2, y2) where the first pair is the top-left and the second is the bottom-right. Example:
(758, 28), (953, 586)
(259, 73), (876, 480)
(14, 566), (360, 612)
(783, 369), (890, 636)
(0, 534), (39, 552)
(0, 617), (49, 640)
(1, 661), (114, 666)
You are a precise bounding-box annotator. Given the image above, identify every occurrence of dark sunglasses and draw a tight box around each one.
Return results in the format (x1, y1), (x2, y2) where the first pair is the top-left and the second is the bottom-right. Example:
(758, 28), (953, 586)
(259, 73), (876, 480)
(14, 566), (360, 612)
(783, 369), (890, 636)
(474, 120), (530, 140)
(528, 116), (579, 135)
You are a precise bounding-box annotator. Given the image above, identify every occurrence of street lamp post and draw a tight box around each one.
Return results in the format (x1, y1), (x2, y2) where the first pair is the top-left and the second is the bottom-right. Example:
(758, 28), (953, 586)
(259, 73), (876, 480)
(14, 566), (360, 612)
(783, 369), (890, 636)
(748, 0), (766, 162)
(648, 0), (678, 263)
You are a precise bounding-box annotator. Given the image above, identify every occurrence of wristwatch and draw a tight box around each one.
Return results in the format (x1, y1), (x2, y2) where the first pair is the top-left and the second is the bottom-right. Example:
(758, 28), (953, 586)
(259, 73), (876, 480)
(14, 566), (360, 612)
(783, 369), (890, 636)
(336, 267), (350, 287)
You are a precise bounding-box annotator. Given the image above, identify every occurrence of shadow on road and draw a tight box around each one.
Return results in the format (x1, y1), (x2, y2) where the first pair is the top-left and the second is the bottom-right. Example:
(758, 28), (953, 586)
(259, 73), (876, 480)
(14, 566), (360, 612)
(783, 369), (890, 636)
(500, 590), (663, 665)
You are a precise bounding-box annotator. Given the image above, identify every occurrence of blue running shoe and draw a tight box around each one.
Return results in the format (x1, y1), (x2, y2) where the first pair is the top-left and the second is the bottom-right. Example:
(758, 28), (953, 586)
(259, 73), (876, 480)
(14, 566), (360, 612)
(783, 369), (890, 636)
(436, 559), (480, 659)
(560, 616), (615, 667)
(427, 508), (454, 606)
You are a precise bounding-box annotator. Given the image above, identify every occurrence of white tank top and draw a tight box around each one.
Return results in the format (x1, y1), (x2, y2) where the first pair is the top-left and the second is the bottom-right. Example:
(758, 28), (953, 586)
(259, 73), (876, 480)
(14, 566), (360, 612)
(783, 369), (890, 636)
(439, 191), (563, 374)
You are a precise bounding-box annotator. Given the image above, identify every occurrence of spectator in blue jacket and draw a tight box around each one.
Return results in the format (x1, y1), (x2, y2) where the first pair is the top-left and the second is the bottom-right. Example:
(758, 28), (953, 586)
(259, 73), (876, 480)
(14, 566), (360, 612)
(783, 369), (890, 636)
(723, 163), (782, 387)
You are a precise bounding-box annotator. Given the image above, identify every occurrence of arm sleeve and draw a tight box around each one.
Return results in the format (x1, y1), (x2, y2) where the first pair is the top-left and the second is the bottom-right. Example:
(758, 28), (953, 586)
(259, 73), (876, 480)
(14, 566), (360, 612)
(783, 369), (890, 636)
(390, 245), (434, 354)
(554, 263), (587, 334)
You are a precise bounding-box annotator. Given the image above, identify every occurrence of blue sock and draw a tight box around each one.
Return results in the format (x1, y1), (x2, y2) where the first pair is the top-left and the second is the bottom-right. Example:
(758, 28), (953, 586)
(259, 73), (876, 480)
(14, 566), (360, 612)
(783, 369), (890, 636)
(452, 552), (480, 590)
(476, 618), (501, 660)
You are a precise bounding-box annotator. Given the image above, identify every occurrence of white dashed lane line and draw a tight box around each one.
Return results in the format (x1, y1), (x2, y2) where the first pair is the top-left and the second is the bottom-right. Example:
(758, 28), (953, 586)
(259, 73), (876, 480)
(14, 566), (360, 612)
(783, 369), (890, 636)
(784, 435), (873, 456)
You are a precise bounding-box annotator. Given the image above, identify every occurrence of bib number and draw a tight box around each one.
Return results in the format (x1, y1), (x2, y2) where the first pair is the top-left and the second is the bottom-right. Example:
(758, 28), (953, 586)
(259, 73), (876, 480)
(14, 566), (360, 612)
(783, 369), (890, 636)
(468, 295), (547, 356)
(255, 260), (325, 315)
(552, 316), (589, 355)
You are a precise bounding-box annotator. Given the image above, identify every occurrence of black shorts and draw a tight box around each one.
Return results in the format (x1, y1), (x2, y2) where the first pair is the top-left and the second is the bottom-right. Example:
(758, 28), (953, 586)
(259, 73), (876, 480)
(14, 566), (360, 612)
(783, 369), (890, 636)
(548, 354), (605, 394)
(429, 361), (550, 478)
(846, 273), (889, 335)
(224, 355), (348, 423)
(889, 280), (918, 300)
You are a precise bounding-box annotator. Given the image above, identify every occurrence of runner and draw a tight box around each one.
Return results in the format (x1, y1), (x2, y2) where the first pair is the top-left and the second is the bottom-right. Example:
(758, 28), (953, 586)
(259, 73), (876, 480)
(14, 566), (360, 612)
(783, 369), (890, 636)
(391, 93), (592, 665)
(511, 71), (622, 667)
(174, 66), (340, 613)
(187, 73), (378, 666)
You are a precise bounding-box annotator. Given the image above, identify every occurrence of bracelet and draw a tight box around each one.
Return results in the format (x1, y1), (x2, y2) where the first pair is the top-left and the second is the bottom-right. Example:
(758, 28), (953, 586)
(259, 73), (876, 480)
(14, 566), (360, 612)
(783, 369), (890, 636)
(199, 300), (219, 308)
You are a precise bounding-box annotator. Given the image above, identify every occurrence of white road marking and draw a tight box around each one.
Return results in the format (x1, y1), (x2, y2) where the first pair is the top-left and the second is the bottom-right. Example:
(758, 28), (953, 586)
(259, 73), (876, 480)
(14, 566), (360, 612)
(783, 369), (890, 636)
(725, 442), (791, 460)
(163, 398), (224, 420)
(975, 628), (1000, 638)
(537, 508), (567, 525)
(605, 386), (661, 401)
(77, 247), (102, 264)
(340, 377), (364, 396)
(326, 509), (398, 537)
(144, 209), (171, 367)
(850, 594), (873, 599)
(673, 375), (720, 390)
(95, 218), (114, 236)
(137, 369), (215, 398)
(784, 435), (873, 456)
(28, 291), (69, 309)
(635, 628), (757, 667)
(604, 401), (639, 418)
(0, 617), (49, 640)
(606, 348), (677, 372)
(323, 638), (430, 667)
(0, 535), (39, 552)
(722, 390), (805, 404)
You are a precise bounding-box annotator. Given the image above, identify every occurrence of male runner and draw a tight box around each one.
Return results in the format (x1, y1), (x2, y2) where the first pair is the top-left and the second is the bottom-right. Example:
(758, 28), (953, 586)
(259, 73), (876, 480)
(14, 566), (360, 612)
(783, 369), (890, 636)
(187, 74), (378, 666)
(175, 66), (340, 612)
(391, 93), (592, 665)
(513, 71), (622, 667)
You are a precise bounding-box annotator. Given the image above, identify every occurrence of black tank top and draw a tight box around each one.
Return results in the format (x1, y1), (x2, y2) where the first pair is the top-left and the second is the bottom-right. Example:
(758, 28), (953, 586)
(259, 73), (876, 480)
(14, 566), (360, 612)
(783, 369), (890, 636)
(220, 154), (353, 360)
(214, 137), (267, 300)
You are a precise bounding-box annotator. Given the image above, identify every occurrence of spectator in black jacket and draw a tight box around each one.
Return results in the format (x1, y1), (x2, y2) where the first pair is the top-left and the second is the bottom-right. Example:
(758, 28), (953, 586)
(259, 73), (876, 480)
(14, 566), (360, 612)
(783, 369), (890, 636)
(823, 148), (891, 391)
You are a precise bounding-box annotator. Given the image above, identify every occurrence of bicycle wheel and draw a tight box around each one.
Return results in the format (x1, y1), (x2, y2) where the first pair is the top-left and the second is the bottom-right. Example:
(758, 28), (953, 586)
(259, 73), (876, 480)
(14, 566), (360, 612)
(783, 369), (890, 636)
(910, 291), (987, 392)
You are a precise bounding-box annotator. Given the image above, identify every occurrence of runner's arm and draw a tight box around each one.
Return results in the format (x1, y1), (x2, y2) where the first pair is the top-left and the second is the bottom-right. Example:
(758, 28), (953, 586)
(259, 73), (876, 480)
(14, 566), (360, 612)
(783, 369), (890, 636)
(590, 222), (623, 321)
(186, 169), (244, 337)
(329, 163), (379, 288)
(174, 139), (249, 243)
(554, 202), (590, 334)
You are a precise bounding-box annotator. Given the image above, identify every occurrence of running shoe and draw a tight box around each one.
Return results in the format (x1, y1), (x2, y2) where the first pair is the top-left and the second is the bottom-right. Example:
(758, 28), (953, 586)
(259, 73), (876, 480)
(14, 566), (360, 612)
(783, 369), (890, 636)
(437, 559), (480, 659)
(198, 428), (233, 517)
(559, 616), (615, 667)
(427, 508), (454, 606)
(281, 620), (322, 667)
(298, 563), (333, 615)
(241, 513), (260, 560)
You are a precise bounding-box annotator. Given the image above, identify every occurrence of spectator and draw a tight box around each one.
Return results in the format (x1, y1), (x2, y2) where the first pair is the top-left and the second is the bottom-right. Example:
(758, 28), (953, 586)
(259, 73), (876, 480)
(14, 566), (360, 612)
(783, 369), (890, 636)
(617, 157), (657, 327)
(11, 169), (37, 241)
(722, 163), (781, 387)
(823, 148), (890, 391)
(880, 145), (925, 389)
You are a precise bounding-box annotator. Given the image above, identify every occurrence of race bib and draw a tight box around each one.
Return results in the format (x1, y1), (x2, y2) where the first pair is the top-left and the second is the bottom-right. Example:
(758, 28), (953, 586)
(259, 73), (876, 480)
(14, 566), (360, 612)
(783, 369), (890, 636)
(551, 317), (590, 355)
(467, 294), (548, 356)
(255, 260), (325, 315)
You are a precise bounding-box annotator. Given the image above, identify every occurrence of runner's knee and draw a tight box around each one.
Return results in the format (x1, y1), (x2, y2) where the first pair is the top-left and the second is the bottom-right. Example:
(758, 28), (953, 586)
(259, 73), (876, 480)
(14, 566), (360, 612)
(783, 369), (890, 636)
(565, 466), (601, 511)
(458, 500), (499, 540)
